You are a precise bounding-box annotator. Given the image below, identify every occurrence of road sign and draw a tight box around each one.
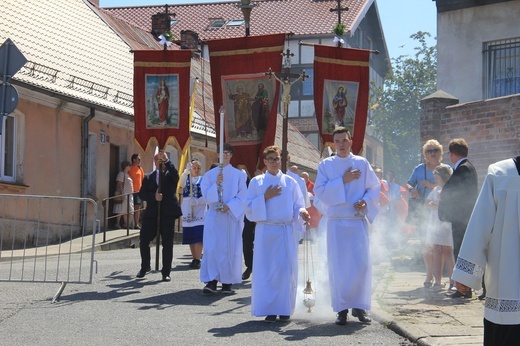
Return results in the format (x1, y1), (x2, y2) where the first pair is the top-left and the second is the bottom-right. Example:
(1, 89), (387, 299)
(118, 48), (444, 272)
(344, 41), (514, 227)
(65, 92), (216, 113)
(0, 84), (19, 114)
(0, 38), (27, 79)
(0, 38), (27, 134)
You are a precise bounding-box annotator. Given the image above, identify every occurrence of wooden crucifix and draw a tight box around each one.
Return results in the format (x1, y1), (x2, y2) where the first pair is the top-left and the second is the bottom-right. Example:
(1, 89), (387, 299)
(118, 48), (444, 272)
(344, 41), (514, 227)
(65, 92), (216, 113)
(265, 59), (309, 172)
(330, 0), (349, 47)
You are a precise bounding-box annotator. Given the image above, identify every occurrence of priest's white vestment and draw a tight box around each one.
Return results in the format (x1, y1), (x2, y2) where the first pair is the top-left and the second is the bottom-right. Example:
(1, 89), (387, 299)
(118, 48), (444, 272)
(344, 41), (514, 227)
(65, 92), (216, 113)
(452, 158), (520, 326)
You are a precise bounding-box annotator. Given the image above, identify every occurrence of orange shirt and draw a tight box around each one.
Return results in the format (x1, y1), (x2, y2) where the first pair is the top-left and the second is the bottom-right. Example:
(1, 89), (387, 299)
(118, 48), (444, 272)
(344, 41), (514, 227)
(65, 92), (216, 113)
(128, 165), (144, 192)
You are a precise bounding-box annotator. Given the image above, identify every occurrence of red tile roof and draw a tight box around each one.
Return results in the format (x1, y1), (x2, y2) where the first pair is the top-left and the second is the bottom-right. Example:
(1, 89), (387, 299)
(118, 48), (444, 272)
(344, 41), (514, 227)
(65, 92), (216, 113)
(276, 114), (321, 170)
(94, 4), (162, 51)
(103, 0), (372, 40)
(100, 0), (370, 169)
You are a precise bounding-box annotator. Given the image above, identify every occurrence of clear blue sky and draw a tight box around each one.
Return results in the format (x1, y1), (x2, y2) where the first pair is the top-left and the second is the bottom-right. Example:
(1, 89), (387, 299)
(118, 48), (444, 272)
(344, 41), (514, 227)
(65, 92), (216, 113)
(100, 0), (437, 60)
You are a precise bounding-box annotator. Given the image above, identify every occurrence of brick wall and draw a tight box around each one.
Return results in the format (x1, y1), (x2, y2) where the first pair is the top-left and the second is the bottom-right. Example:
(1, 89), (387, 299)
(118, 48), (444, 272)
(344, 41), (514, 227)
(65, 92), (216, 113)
(421, 91), (520, 186)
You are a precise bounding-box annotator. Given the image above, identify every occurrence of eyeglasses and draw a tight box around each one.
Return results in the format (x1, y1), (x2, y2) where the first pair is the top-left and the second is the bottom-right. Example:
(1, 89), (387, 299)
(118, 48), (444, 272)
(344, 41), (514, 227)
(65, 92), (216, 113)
(426, 148), (440, 154)
(265, 157), (281, 163)
(223, 151), (232, 156)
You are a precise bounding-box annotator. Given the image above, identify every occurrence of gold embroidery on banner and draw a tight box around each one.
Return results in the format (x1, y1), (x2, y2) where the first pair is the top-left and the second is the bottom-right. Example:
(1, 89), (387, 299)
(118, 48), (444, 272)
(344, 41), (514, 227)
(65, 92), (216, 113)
(210, 45), (284, 57)
(314, 56), (369, 67)
(134, 62), (191, 68)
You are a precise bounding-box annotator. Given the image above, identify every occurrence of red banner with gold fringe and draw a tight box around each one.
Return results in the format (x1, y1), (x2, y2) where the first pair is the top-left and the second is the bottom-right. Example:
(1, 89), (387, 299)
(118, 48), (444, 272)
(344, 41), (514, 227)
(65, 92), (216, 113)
(314, 45), (370, 155)
(133, 49), (192, 152)
(208, 34), (285, 176)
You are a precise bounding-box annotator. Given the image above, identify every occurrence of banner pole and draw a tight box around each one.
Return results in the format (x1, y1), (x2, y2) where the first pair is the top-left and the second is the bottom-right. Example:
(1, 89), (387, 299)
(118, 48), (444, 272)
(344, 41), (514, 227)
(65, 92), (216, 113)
(298, 41), (379, 54)
(155, 158), (163, 271)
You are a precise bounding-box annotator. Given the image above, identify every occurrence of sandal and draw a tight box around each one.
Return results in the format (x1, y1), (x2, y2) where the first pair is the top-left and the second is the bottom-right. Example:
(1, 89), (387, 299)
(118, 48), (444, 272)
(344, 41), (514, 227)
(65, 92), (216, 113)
(423, 281), (433, 288)
(429, 282), (445, 291)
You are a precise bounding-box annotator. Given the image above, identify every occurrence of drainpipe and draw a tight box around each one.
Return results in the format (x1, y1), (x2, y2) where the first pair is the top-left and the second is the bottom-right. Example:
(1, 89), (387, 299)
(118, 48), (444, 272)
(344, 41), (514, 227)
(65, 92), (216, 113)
(80, 108), (95, 236)
(82, 107), (95, 198)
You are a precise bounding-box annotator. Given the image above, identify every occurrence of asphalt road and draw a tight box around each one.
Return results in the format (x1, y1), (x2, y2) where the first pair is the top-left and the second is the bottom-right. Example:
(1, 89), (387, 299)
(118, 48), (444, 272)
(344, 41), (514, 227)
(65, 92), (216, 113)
(1, 245), (416, 345)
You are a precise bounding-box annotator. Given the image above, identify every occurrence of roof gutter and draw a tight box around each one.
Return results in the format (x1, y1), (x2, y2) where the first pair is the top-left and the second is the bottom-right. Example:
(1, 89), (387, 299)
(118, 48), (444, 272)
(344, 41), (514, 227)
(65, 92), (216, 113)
(9, 79), (134, 122)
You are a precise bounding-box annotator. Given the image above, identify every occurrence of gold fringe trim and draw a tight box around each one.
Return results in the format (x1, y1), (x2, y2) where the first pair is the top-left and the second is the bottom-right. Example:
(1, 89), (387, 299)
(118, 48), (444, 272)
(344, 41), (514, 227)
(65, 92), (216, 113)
(134, 61), (191, 68)
(210, 45), (284, 57)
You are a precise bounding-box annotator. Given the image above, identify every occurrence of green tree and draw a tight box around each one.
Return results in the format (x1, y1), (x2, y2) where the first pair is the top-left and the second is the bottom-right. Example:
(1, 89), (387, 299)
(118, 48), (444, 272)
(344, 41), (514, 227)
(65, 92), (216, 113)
(371, 31), (437, 185)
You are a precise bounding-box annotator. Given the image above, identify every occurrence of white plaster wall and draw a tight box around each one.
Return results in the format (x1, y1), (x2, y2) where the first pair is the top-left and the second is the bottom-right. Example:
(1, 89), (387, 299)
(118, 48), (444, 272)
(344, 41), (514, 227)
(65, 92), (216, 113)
(437, 1), (520, 103)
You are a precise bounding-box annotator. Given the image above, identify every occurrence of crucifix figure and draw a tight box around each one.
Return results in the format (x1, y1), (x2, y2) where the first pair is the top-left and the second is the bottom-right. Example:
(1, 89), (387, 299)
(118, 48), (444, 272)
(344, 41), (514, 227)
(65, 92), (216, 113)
(265, 64), (309, 172)
(265, 52), (309, 119)
(270, 72), (303, 118)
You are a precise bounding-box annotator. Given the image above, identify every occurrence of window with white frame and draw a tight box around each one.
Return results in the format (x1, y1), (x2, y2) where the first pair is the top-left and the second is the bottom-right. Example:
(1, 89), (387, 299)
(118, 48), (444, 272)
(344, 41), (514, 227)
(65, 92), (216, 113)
(0, 114), (16, 182)
(484, 38), (520, 98)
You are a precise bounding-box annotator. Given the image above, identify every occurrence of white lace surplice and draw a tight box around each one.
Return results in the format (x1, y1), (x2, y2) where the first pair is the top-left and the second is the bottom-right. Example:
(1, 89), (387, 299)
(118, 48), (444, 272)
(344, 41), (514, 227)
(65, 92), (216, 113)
(452, 158), (520, 325)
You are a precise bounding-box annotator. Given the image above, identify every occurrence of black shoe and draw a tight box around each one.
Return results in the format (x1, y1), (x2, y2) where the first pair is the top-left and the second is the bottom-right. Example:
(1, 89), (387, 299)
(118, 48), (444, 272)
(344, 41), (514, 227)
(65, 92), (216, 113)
(242, 267), (252, 280)
(448, 290), (472, 299)
(335, 309), (348, 325)
(203, 280), (218, 294)
(189, 259), (201, 269)
(264, 315), (277, 323)
(279, 315), (290, 321)
(162, 275), (171, 282)
(221, 284), (234, 294)
(352, 308), (372, 324)
(136, 266), (151, 278)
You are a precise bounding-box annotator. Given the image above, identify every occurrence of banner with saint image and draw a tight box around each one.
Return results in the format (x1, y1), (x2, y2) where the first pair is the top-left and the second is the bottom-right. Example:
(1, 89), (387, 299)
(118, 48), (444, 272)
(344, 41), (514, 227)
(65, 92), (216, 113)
(134, 49), (192, 151)
(208, 34), (285, 176)
(313, 45), (370, 155)
(222, 74), (277, 143)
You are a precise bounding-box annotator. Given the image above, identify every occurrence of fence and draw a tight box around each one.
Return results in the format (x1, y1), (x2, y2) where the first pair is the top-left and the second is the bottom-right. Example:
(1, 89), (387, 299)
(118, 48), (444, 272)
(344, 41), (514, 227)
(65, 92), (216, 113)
(101, 192), (134, 242)
(0, 194), (98, 302)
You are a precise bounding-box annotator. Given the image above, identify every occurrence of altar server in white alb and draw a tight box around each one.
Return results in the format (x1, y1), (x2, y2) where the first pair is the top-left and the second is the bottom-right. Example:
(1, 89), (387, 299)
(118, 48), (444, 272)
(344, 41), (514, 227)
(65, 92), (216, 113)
(451, 156), (520, 346)
(314, 127), (380, 325)
(200, 143), (247, 294)
(246, 145), (310, 323)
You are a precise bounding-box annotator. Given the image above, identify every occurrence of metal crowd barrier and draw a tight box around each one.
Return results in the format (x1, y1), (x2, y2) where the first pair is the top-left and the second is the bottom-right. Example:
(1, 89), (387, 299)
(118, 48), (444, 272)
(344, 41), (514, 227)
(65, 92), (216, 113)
(0, 194), (98, 302)
(101, 192), (133, 242)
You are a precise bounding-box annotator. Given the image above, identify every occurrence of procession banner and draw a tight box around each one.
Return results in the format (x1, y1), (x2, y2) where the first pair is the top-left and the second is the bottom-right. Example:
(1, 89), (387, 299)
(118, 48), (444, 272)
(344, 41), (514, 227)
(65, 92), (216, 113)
(208, 34), (285, 176)
(134, 49), (192, 152)
(313, 45), (370, 155)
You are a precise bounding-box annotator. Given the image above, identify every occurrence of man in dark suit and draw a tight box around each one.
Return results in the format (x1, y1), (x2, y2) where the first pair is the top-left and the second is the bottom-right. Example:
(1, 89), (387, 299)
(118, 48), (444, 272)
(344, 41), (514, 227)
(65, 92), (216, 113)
(438, 138), (478, 298)
(137, 151), (182, 282)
